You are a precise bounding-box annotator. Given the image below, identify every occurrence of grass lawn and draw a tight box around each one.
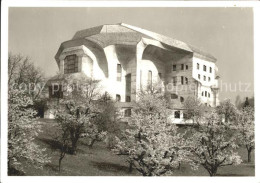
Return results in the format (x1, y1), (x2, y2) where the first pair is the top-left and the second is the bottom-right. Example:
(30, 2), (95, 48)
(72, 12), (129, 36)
(21, 119), (255, 176)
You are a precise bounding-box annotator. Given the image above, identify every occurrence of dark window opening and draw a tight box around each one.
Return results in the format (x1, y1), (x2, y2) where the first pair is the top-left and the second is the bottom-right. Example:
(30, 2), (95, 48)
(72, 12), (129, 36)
(198, 74), (201, 80)
(208, 93), (210, 98)
(197, 63), (200, 70)
(203, 65), (207, 72)
(204, 76), (206, 81)
(202, 91), (204, 96)
(181, 64), (184, 70)
(116, 94), (121, 102)
(124, 109), (131, 117)
(205, 91), (208, 96)
(208, 77), (211, 82)
(210, 67), (212, 73)
(126, 96), (131, 102)
(186, 65), (189, 70)
(180, 97), (184, 103)
(171, 94), (178, 99)
(174, 111), (180, 119)
(185, 77), (188, 85)
(181, 76), (184, 85)
(173, 65), (177, 71)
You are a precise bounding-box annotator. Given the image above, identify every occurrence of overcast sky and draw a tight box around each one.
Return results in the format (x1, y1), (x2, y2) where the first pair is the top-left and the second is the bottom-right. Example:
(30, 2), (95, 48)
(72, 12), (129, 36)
(8, 7), (254, 102)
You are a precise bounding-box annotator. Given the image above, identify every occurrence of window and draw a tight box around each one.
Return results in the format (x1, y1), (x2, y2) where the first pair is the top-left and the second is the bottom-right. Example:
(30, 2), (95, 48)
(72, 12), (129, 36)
(49, 85), (63, 99)
(148, 70), (152, 86)
(126, 96), (131, 102)
(208, 77), (211, 82)
(186, 65), (189, 70)
(185, 77), (188, 85)
(202, 91), (204, 96)
(210, 67), (212, 73)
(204, 76), (206, 81)
(208, 93), (210, 98)
(117, 64), (122, 81)
(205, 91), (207, 96)
(124, 109), (131, 117)
(173, 65), (177, 71)
(197, 63), (200, 70)
(171, 94), (178, 99)
(181, 76), (184, 85)
(180, 97), (184, 103)
(203, 65), (207, 72)
(173, 76), (177, 86)
(64, 55), (78, 74)
(181, 64), (184, 70)
(174, 111), (180, 119)
(198, 74), (201, 80)
(116, 94), (121, 102)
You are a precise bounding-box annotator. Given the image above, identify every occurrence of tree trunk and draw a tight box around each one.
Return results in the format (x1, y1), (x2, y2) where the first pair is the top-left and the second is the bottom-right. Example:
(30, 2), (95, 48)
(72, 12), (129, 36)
(59, 157), (62, 172)
(129, 161), (133, 173)
(71, 139), (78, 155)
(248, 149), (252, 163)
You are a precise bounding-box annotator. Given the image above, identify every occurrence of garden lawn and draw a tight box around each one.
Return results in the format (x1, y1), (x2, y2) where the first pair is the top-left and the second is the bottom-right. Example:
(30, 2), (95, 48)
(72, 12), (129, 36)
(21, 119), (254, 176)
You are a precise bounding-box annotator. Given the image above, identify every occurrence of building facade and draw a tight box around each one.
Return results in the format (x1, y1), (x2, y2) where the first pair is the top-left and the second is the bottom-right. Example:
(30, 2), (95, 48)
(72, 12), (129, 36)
(45, 23), (220, 123)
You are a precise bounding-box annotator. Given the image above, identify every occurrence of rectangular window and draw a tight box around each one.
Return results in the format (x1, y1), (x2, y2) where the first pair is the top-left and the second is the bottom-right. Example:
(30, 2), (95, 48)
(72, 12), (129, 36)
(186, 65), (188, 70)
(198, 74), (201, 80)
(203, 65), (207, 72)
(117, 64), (122, 81)
(185, 77), (188, 84)
(181, 64), (184, 70)
(197, 63), (200, 70)
(205, 91), (208, 96)
(174, 111), (180, 119)
(181, 76), (184, 85)
(124, 109), (131, 117)
(126, 96), (131, 102)
(173, 76), (177, 86)
(208, 93), (210, 98)
(173, 65), (177, 71)
(148, 70), (152, 86)
(64, 54), (78, 74)
(210, 67), (212, 73)
(208, 77), (211, 82)
(204, 76), (206, 81)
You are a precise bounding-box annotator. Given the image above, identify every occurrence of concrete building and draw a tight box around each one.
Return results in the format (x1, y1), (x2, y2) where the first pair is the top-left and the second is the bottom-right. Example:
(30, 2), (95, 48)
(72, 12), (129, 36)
(46, 23), (220, 122)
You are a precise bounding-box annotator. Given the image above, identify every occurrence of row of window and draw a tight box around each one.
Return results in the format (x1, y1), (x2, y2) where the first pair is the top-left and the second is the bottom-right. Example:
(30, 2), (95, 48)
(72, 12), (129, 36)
(202, 91), (211, 98)
(172, 64), (188, 71)
(198, 74), (211, 82)
(172, 76), (188, 86)
(170, 94), (185, 102)
(116, 94), (131, 102)
(197, 63), (212, 73)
